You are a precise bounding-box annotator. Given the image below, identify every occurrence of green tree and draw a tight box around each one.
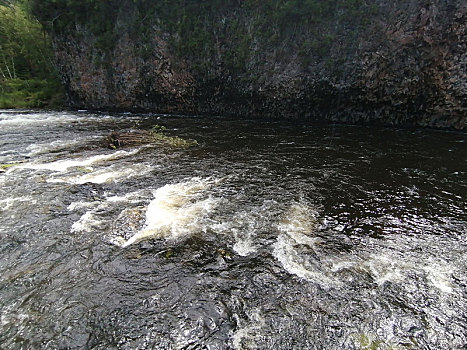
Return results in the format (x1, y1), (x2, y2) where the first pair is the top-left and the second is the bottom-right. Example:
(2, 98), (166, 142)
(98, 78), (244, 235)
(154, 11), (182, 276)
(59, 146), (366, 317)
(0, 1), (63, 108)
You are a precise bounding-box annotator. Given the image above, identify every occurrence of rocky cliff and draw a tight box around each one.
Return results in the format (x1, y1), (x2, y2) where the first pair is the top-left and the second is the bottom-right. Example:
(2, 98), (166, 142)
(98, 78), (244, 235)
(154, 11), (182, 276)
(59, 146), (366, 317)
(35, 0), (466, 129)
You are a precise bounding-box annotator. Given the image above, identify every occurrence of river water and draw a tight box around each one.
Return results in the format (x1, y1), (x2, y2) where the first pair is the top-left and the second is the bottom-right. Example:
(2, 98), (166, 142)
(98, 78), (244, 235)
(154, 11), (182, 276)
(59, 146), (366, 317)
(0, 110), (465, 349)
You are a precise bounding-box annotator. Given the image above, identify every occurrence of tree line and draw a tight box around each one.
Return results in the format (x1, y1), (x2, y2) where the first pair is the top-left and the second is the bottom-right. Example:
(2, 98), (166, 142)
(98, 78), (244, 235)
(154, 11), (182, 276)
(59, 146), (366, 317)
(0, 0), (63, 108)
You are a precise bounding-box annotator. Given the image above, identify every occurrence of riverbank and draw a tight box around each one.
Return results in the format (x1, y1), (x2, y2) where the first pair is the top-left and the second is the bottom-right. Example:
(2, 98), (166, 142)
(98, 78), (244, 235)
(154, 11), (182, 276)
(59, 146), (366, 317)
(0, 78), (63, 108)
(0, 2), (63, 108)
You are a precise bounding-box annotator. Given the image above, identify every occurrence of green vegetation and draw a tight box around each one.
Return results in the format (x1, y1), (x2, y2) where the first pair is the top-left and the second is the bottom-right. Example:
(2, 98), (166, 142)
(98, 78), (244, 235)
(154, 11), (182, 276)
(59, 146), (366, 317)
(356, 334), (405, 350)
(150, 125), (198, 148)
(151, 131), (198, 149)
(0, 78), (62, 108)
(0, 1), (63, 108)
(26, 0), (377, 78)
(0, 161), (24, 171)
(358, 334), (384, 350)
(0, 163), (16, 170)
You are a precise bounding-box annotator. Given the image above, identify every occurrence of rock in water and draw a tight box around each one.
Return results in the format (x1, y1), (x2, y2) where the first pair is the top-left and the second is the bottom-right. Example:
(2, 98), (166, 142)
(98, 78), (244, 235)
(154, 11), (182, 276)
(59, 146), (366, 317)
(105, 131), (155, 149)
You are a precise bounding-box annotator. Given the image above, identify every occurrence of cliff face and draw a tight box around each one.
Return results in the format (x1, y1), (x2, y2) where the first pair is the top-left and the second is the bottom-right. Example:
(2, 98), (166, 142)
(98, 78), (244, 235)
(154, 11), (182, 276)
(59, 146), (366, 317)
(42, 0), (465, 129)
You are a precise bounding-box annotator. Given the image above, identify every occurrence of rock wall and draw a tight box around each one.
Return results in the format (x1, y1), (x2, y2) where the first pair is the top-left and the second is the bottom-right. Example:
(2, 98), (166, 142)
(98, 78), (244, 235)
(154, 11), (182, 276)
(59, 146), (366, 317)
(46, 0), (466, 129)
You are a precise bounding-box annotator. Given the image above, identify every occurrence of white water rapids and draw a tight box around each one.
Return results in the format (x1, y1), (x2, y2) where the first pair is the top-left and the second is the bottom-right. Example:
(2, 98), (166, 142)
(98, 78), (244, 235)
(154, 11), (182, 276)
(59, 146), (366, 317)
(0, 110), (465, 349)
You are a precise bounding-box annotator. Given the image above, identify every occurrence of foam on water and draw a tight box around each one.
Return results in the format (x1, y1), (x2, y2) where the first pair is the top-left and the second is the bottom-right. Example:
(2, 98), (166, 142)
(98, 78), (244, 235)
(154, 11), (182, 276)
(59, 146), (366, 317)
(232, 309), (265, 350)
(122, 178), (218, 247)
(0, 150), (19, 163)
(210, 200), (280, 256)
(329, 245), (457, 294)
(68, 198), (109, 233)
(0, 112), (79, 129)
(71, 210), (105, 233)
(272, 203), (335, 285)
(277, 203), (320, 247)
(0, 196), (36, 211)
(17, 149), (140, 172)
(363, 237), (458, 294)
(48, 163), (151, 184)
(0, 111), (121, 129)
(422, 259), (454, 294)
(358, 253), (407, 285)
(269, 203), (459, 295)
(105, 189), (150, 203)
(233, 238), (257, 257)
(273, 233), (336, 286)
(2, 111), (465, 349)
(211, 213), (260, 257)
(67, 201), (100, 212)
(68, 189), (153, 240)
(24, 138), (98, 157)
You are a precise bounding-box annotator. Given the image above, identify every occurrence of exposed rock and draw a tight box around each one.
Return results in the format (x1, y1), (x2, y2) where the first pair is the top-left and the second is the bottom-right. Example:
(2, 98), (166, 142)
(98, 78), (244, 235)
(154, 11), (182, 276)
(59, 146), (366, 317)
(105, 130), (197, 149)
(44, 0), (466, 129)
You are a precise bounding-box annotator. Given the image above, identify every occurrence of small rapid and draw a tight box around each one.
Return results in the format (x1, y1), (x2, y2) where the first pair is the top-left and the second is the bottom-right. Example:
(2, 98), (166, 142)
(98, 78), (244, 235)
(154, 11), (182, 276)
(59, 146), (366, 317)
(0, 110), (465, 349)
(121, 177), (219, 247)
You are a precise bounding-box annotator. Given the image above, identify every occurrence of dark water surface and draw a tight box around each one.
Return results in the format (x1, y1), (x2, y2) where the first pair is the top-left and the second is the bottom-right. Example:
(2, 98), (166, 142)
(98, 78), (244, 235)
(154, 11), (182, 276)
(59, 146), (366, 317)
(0, 111), (466, 349)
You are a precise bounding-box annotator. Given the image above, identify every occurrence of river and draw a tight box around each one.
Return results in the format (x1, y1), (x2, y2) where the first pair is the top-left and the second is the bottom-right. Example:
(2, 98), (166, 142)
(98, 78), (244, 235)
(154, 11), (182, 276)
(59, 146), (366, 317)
(0, 110), (465, 349)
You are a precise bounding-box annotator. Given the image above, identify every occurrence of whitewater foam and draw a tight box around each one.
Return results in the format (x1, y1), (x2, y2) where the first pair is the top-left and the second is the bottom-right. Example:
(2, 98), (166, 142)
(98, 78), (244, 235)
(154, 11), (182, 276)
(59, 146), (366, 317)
(272, 203), (333, 284)
(0, 196), (36, 211)
(210, 200), (280, 256)
(24, 138), (98, 157)
(211, 214), (260, 257)
(362, 253), (406, 285)
(122, 178), (218, 247)
(48, 163), (151, 184)
(232, 309), (265, 350)
(233, 238), (257, 257)
(273, 233), (335, 286)
(423, 259), (454, 294)
(17, 149), (140, 172)
(71, 210), (105, 233)
(105, 189), (150, 203)
(0, 112), (79, 129)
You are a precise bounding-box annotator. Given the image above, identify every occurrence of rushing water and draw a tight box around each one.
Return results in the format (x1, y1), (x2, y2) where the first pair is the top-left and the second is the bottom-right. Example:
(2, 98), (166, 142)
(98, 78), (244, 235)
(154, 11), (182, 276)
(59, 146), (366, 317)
(0, 110), (466, 350)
